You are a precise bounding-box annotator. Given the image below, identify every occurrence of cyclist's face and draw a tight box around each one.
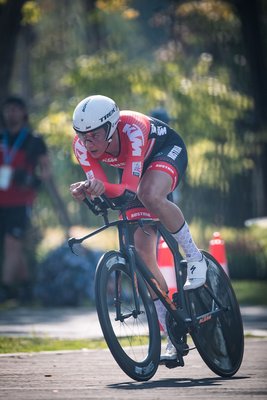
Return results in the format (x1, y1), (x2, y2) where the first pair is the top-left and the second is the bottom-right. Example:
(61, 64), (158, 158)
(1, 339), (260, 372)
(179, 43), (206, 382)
(77, 127), (108, 158)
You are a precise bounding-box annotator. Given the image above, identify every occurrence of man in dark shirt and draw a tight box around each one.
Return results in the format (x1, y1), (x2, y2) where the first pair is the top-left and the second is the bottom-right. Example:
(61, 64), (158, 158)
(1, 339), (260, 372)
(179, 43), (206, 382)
(0, 96), (51, 302)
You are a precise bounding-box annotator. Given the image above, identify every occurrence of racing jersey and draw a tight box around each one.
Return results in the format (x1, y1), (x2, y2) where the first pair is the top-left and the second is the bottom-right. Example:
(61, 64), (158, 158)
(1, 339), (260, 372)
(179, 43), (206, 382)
(0, 129), (47, 206)
(73, 110), (185, 198)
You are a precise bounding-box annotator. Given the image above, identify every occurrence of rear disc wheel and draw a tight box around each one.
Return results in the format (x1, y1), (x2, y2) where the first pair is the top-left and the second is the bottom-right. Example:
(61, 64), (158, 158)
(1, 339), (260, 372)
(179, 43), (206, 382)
(186, 251), (244, 377)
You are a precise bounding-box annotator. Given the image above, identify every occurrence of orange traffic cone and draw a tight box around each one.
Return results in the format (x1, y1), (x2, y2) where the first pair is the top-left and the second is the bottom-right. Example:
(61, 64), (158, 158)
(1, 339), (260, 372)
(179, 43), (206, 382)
(157, 237), (177, 299)
(209, 232), (229, 276)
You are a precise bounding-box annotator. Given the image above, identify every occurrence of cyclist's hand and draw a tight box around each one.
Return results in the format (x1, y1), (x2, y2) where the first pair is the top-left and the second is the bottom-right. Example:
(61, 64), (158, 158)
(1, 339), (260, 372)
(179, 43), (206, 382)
(84, 178), (105, 198)
(70, 181), (87, 201)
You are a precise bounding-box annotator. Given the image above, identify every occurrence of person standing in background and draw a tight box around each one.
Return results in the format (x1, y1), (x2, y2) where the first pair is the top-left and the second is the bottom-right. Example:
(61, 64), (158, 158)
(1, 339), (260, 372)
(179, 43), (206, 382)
(0, 96), (51, 303)
(150, 107), (171, 125)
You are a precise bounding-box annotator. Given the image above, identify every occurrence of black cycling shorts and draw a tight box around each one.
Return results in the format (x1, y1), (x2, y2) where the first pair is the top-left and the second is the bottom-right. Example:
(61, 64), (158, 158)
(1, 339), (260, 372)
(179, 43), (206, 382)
(119, 136), (188, 220)
(143, 142), (188, 191)
(0, 206), (31, 239)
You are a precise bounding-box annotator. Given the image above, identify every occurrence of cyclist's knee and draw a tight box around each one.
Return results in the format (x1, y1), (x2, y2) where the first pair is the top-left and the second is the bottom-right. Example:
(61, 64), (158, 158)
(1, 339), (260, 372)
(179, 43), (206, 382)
(137, 186), (163, 210)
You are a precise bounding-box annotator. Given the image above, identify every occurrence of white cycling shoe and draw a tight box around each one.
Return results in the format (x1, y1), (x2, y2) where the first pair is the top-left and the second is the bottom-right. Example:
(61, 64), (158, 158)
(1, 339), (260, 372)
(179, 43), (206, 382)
(183, 257), (207, 290)
(160, 337), (177, 362)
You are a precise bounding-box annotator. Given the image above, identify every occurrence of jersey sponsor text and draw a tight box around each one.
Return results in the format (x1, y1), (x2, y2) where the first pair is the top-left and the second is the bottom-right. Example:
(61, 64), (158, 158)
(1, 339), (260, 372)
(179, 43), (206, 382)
(123, 124), (144, 156)
(75, 140), (91, 166)
(167, 145), (182, 160)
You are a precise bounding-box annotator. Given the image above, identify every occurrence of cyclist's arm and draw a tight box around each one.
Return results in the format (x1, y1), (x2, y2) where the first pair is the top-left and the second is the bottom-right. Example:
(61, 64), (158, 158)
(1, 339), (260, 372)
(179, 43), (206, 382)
(73, 136), (107, 179)
(73, 137), (124, 197)
(72, 130), (147, 198)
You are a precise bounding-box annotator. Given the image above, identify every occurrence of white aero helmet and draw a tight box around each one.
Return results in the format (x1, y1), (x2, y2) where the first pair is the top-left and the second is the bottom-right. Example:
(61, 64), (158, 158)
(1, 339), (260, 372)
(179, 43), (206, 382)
(73, 95), (120, 141)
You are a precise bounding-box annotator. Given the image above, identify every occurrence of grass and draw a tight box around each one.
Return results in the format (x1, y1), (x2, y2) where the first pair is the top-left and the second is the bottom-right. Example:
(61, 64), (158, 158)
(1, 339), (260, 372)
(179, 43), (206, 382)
(0, 335), (151, 354)
(0, 336), (108, 354)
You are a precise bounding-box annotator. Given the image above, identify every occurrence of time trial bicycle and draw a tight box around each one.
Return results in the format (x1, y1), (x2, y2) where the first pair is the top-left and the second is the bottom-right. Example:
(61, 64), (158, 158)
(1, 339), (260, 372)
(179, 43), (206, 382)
(68, 194), (244, 382)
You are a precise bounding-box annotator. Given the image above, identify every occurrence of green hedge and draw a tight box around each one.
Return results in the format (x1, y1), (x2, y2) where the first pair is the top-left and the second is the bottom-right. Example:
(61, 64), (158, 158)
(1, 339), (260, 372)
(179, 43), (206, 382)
(227, 235), (267, 280)
(190, 222), (267, 280)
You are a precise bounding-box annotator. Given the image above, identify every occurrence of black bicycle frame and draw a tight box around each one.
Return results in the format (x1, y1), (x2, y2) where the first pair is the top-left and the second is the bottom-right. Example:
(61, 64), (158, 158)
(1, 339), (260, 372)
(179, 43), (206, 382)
(68, 205), (228, 334)
(95, 215), (193, 333)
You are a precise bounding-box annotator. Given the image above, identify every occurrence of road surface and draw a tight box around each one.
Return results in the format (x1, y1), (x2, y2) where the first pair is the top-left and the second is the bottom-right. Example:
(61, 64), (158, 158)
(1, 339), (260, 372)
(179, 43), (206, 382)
(0, 339), (266, 399)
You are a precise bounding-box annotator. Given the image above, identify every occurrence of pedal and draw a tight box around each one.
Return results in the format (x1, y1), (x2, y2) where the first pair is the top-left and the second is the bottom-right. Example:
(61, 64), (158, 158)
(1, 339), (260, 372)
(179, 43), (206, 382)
(165, 360), (180, 369)
(159, 355), (185, 369)
(164, 359), (184, 369)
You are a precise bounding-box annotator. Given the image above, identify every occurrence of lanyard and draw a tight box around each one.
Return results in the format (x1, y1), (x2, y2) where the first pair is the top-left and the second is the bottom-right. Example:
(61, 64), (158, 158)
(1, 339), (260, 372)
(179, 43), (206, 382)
(2, 127), (29, 165)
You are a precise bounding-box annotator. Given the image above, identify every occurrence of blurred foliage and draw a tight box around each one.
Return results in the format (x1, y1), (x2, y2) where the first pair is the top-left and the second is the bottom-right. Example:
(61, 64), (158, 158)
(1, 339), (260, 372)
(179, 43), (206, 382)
(189, 221), (267, 280)
(22, 1), (41, 25)
(5, 0), (266, 276)
(35, 47), (253, 227)
(96, 0), (139, 19)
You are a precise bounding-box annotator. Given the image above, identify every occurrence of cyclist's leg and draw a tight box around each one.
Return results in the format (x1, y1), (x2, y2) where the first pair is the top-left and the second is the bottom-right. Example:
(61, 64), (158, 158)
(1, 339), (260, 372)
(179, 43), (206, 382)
(2, 234), (29, 285)
(134, 223), (177, 361)
(1, 206), (30, 300)
(134, 225), (168, 297)
(137, 163), (207, 290)
(137, 168), (199, 257)
(138, 170), (183, 233)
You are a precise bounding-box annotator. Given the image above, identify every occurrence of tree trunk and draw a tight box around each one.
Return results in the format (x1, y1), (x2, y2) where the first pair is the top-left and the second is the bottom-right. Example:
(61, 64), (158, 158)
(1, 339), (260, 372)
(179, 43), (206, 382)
(0, 0), (27, 112)
(82, 0), (103, 52)
(231, 0), (267, 216)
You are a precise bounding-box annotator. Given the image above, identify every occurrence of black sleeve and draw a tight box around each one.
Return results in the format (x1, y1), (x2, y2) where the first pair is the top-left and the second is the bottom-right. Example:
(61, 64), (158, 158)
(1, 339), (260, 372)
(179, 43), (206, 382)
(26, 133), (48, 165)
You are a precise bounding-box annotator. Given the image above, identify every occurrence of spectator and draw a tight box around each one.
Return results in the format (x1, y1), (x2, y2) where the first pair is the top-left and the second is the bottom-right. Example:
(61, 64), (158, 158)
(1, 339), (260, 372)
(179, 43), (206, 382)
(0, 96), (51, 303)
(150, 107), (171, 124)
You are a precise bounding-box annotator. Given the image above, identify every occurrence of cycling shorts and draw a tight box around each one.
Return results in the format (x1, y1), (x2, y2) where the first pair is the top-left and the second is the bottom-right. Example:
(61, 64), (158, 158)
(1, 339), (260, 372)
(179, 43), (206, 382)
(124, 138), (188, 220)
(144, 142), (188, 192)
(0, 206), (32, 239)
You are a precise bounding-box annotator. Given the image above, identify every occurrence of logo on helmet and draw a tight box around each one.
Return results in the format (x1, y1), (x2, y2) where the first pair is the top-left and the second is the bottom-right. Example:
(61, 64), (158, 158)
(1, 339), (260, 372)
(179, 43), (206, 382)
(99, 106), (117, 123)
(82, 100), (90, 112)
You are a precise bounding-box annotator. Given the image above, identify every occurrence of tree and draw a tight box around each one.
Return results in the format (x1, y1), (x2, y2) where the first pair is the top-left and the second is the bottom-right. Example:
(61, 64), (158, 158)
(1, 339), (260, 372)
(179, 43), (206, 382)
(0, 0), (27, 111)
(151, 0), (267, 219)
(229, 0), (267, 217)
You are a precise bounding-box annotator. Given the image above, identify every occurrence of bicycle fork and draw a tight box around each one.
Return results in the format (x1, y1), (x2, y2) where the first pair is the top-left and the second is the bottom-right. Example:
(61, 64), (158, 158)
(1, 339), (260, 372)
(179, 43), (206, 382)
(114, 246), (143, 322)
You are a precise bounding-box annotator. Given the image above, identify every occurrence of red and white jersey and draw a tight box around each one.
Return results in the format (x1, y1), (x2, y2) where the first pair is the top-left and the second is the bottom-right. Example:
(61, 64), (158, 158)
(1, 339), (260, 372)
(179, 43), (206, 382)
(73, 110), (158, 198)
(72, 109), (187, 201)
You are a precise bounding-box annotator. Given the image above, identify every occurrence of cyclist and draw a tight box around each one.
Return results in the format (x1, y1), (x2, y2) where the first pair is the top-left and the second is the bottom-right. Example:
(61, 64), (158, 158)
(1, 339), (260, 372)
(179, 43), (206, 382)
(70, 95), (207, 362)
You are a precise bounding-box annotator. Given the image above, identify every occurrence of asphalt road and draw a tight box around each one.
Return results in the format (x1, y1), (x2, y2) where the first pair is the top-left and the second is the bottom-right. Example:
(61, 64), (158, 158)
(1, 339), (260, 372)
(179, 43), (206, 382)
(0, 306), (266, 399)
(0, 339), (266, 400)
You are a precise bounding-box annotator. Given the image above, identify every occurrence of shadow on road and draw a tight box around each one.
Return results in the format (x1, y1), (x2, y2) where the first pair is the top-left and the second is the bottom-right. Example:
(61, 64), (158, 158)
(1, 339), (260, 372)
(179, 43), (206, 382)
(108, 375), (250, 390)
